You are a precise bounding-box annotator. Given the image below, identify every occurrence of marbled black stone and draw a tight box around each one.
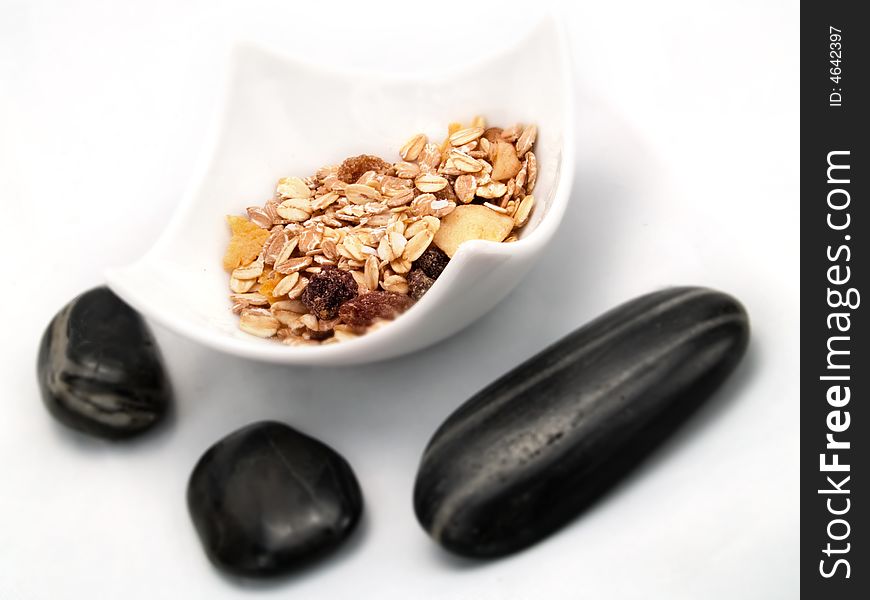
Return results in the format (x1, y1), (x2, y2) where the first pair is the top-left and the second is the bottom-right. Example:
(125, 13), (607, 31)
(413, 287), (750, 558)
(187, 421), (363, 577)
(37, 286), (171, 440)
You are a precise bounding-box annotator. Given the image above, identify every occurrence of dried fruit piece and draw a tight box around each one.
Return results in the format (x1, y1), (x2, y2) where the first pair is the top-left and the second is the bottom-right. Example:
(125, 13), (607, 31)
(408, 269), (435, 300)
(300, 267), (358, 320)
(338, 291), (414, 330)
(433, 204), (515, 258)
(337, 155), (391, 183)
(491, 141), (522, 181)
(414, 246), (450, 279)
(223, 216), (271, 272)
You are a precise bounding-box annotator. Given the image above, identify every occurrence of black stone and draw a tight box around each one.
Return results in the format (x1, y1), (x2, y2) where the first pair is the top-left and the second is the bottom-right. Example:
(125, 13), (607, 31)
(37, 286), (171, 440)
(413, 287), (750, 558)
(187, 421), (363, 577)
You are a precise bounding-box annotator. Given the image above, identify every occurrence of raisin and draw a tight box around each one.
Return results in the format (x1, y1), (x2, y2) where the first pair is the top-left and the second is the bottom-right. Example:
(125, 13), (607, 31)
(414, 247), (450, 279)
(336, 154), (391, 183)
(300, 267), (358, 320)
(339, 292), (414, 329)
(256, 269), (283, 303)
(408, 269), (435, 300)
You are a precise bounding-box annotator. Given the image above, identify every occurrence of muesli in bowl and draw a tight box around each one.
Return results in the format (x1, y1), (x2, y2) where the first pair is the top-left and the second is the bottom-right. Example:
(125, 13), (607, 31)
(224, 117), (538, 345)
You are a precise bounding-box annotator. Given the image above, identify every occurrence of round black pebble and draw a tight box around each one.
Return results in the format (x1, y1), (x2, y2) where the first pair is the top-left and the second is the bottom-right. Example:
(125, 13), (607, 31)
(37, 286), (171, 440)
(186, 421), (363, 577)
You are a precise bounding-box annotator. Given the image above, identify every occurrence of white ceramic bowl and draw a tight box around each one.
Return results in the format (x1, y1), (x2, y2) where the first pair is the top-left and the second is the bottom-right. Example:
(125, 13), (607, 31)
(105, 17), (575, 365)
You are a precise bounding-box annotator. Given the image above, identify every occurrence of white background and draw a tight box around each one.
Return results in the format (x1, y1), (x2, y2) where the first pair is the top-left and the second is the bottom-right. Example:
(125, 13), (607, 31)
(0, 1), (799, 598)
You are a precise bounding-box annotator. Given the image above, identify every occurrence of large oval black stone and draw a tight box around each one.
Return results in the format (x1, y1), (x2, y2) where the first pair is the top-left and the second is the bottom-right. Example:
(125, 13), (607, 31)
(37, 286), (171, 440)
(187, 421), (363, 577)
(413, 287), (750, 558)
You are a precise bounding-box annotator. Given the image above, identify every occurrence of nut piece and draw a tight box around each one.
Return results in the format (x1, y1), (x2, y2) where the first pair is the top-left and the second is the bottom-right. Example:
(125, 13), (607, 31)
(432, 204), (515, 258)
(491, 141), (523, 181)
